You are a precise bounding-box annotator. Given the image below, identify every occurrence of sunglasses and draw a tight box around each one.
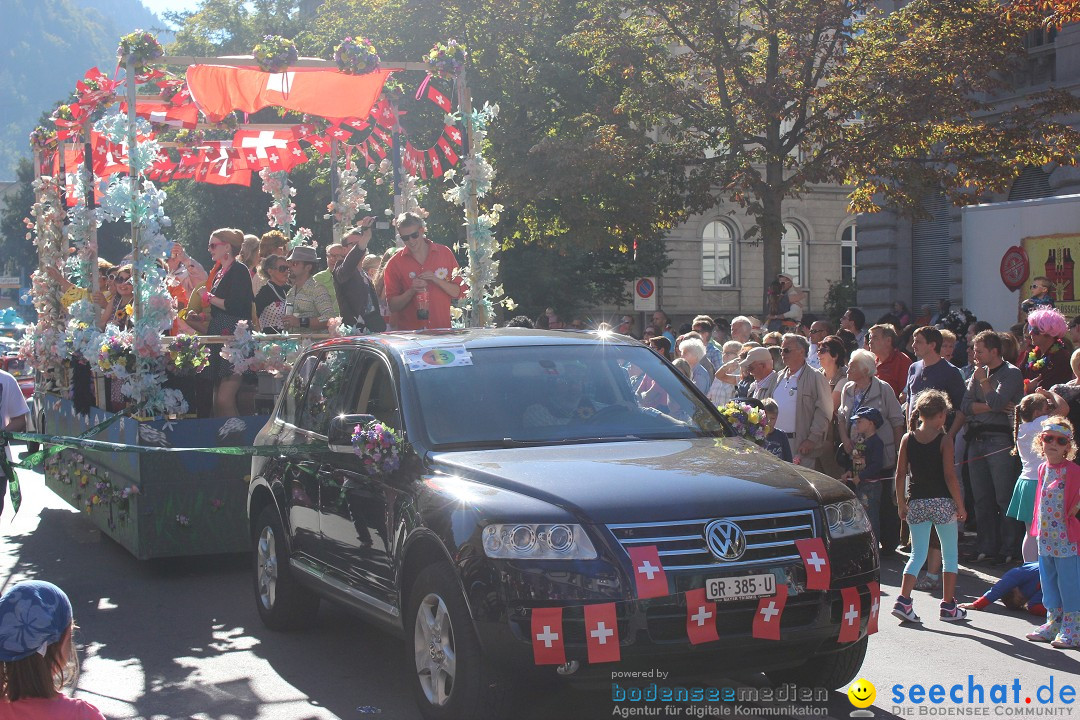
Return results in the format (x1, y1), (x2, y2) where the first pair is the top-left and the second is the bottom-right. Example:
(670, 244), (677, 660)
(116, 276), (131, 283)
(1031, 283), (1047, 289)
(399, 230), (422, 241)
(274, 265), (288, 272)
(1028, 327), (1044, 336)
(1041, 433), (1071, 447)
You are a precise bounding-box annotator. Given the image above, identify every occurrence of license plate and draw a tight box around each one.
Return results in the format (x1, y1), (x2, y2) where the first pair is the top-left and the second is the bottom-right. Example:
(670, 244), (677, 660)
(705, 573), (776, 602)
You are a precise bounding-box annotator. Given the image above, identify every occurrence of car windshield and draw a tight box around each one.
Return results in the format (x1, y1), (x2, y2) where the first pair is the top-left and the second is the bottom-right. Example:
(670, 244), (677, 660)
(410, 343), (729, 448)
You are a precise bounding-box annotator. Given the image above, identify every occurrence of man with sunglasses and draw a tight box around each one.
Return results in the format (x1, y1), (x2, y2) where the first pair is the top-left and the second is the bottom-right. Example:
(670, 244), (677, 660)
(767, 334), (833, 469)
(383, 212), (466, 330)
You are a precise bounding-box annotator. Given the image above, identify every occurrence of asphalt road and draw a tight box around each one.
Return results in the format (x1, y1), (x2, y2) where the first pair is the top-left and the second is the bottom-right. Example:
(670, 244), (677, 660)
(1, 462), (1077, 720)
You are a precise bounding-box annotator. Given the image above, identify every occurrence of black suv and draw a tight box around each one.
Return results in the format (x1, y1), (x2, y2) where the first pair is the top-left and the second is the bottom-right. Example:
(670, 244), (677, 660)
(248, 329), (878, 720)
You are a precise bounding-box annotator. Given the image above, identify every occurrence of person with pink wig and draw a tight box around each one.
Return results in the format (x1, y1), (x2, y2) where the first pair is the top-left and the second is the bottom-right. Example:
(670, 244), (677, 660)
(1022, 307), (1074, 392)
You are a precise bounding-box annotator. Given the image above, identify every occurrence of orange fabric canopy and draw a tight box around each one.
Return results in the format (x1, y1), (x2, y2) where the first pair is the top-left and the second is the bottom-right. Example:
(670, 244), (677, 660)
(186, 65), (393, 122)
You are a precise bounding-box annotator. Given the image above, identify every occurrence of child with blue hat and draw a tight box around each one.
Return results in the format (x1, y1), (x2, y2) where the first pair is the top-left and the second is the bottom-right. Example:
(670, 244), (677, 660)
(0, 580), (104, 718)
(842, 406), (888, 542)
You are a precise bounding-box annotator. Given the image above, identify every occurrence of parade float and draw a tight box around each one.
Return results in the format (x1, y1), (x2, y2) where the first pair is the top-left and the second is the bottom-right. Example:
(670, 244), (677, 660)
(18, 32), (511, 558)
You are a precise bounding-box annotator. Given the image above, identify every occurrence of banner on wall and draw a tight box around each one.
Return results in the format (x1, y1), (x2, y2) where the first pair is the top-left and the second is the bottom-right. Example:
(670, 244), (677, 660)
(1019, 233), (1080, 316)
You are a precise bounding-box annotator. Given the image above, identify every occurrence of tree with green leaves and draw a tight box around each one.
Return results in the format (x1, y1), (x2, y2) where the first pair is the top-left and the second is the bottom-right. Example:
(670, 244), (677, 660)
(572, 0), (1080, 301)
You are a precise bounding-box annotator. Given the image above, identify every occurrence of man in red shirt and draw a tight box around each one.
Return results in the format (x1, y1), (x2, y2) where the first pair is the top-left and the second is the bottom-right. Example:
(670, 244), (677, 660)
(383, 212), (466, 330)
(868, 323), (911, 398)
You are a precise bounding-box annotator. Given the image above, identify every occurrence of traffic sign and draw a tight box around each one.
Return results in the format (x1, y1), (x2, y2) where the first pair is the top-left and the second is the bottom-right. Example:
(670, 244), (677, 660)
(634, 277), (657, 312)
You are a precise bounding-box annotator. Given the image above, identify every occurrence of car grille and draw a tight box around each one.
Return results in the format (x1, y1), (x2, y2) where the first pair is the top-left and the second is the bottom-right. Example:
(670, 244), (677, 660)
(607, 510), (817, 570)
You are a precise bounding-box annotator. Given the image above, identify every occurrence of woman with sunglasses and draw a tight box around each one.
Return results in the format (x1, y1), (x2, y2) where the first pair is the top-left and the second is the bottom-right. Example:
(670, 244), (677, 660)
(202, 228), (255, 417)
(1024, 417), (1080, 648)
(254, 254), (291, 333)
(97, 265), (134, 331)
(1022, 307), (1073, 392)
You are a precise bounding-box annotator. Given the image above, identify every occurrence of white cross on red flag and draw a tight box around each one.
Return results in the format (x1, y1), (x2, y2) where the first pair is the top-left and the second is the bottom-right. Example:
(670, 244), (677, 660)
(752, 585), (788, 641)
(584, 603), (620, 664)
(795, 538), (830, 591)
(531, 607), (566, 665)
(866, 581), (880, 636)
(839, 586), (861, 643)
(684, 588), (719, 645)
(427, 84), (452, 112)
(627, 546), (668, 599)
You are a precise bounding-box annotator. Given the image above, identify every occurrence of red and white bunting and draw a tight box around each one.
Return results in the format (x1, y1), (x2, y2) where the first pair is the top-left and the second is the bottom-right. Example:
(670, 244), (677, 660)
(438, 136), (459, 165)
(752, 585), (788, 641)
(123, 99), (198, 129)
(838, 586), (861, 643)
(427, 84), (452, 113)
(444, 124), (463, 146)
(584, 603), (620, 663)
(684, 588), (719, 645)
(531, 607), (566, 665)
(428, 149), (443, 178)
(795, 538), (831, 591)
(627, 546), (668, 599)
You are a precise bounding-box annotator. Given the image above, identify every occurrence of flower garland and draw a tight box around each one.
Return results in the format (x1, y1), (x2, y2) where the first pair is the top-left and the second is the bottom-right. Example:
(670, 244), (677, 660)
(258, 167), (311, 246)
(93, 111), (185, 417)
(166, 335), (210, 376)
(24, 176), (67, 369)
(327, 317), (363, 337)
(425, 40), (467, 80)
(442, 102), (515, 325)
(29, 126), (57, 155)
(64, 166), (97, 290)
(220, 321), (307, 375)
(325, 162), (370, 240)
(351, 420), (403, 475)
(118, 30), (164, 74)
(334, 37), (380, 75)
(718, 400), (768, 446)
(253, 35), (298, 73)
(1027, 337), (1065, 372)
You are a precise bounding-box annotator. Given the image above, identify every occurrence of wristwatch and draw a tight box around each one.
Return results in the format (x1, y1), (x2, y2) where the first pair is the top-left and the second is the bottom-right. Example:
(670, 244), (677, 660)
(299, 317), (310, 328)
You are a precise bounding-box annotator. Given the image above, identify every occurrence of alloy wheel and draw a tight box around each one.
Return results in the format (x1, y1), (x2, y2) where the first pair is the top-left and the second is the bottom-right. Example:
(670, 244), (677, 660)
(414, 592), (457, 706)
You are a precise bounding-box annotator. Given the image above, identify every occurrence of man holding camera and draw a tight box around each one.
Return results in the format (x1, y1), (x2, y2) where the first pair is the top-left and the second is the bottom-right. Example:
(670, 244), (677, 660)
(383, 212), (466, 330)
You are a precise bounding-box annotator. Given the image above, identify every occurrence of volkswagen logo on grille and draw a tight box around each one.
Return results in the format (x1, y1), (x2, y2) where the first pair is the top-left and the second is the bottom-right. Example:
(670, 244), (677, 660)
(704, 519), (746, 561)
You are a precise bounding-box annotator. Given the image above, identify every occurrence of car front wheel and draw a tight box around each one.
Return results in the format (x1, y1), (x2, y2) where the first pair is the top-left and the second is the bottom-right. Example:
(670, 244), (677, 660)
(253, 505), (319, 630)
(766, 636), (868, 689)
(407, 563), (516, 720)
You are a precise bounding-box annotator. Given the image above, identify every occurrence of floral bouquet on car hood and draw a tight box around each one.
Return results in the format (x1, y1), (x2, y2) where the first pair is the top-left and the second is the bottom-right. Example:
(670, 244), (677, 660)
(718, 400), (768, 446)
(352, 420), (403, 475)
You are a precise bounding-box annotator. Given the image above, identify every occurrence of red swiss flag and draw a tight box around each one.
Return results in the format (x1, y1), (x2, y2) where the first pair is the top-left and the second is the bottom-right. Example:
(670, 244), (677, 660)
(531, 607), (566, 665)
(795, 538), (831, 591)
(438, 135), (460, 165)
(866, 582), (880, 636)
(627, 546), (668, 599)
(584, 603), (620, 664)
(427, 84), (452, 112)
(685, 588), (719, 645)
(839, 586), (862, 643)
(752, 585), (788, 641)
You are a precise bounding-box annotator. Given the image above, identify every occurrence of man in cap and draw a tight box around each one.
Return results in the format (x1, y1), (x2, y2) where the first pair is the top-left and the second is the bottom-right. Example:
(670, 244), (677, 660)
(283, 245), (335, 331)
(844, 406), (888, 540)
(743, 346), (779, 401)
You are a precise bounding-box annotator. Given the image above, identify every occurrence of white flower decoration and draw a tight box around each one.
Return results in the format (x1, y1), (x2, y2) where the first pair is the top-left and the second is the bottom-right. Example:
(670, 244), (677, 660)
(434, 267), (449, 280)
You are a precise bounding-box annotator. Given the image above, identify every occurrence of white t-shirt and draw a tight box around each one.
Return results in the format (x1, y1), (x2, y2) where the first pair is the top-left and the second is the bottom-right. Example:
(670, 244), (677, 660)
(1016, 417), (1046, 480)
(774, 367), (802, 434)
(1, 369), (30, 462)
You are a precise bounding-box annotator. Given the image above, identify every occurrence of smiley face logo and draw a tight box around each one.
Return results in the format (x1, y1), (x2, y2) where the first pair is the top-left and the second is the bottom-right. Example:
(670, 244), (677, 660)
(848, 678), (876, 709)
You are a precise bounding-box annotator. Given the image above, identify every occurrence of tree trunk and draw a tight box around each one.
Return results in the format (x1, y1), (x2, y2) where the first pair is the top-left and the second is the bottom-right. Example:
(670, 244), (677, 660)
(759, 165), (785, 317)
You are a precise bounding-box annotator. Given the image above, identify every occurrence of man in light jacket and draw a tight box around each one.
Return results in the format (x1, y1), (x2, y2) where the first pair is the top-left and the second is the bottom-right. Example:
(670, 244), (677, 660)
(768, 334), (834, 469)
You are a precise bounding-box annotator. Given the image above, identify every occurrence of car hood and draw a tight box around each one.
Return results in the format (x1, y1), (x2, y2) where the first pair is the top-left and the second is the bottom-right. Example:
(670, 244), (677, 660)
(429, 437), (831, 524)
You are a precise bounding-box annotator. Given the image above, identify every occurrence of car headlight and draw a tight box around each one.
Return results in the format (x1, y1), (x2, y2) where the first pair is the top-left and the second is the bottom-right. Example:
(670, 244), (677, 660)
(482, 523), (598, 559)
(824, 499), (872, 538)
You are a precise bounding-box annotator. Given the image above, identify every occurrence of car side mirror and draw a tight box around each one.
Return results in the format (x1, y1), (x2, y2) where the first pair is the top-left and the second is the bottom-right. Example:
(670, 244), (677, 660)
(328, 413), (376, 453)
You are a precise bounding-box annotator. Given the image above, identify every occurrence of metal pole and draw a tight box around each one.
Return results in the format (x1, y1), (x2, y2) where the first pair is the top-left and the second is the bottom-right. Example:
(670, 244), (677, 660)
(82, 132), (98, 296)
(456, 69), (484, 327)
(125, 57), (142, 409)
(390, 93), (404, 217)
(329, 138), (341, 244)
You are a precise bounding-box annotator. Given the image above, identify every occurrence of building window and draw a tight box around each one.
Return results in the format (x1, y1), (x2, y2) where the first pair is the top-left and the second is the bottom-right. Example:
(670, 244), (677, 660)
(841, 225), (856, 283)
(702, 220), (735, 287)
(781, 222), (804, 286)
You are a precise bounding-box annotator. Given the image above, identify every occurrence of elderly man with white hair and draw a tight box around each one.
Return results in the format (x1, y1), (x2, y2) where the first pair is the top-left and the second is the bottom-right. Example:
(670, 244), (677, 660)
(730, 315), (754, 344)
(767, 333), (834, 468)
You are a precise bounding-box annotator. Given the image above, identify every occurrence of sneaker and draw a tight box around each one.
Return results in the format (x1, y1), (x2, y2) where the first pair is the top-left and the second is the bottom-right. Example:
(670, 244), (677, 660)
(892, 597), (922, 623)
(940, 601), (968, 622)
(914, 574), (942, 593)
